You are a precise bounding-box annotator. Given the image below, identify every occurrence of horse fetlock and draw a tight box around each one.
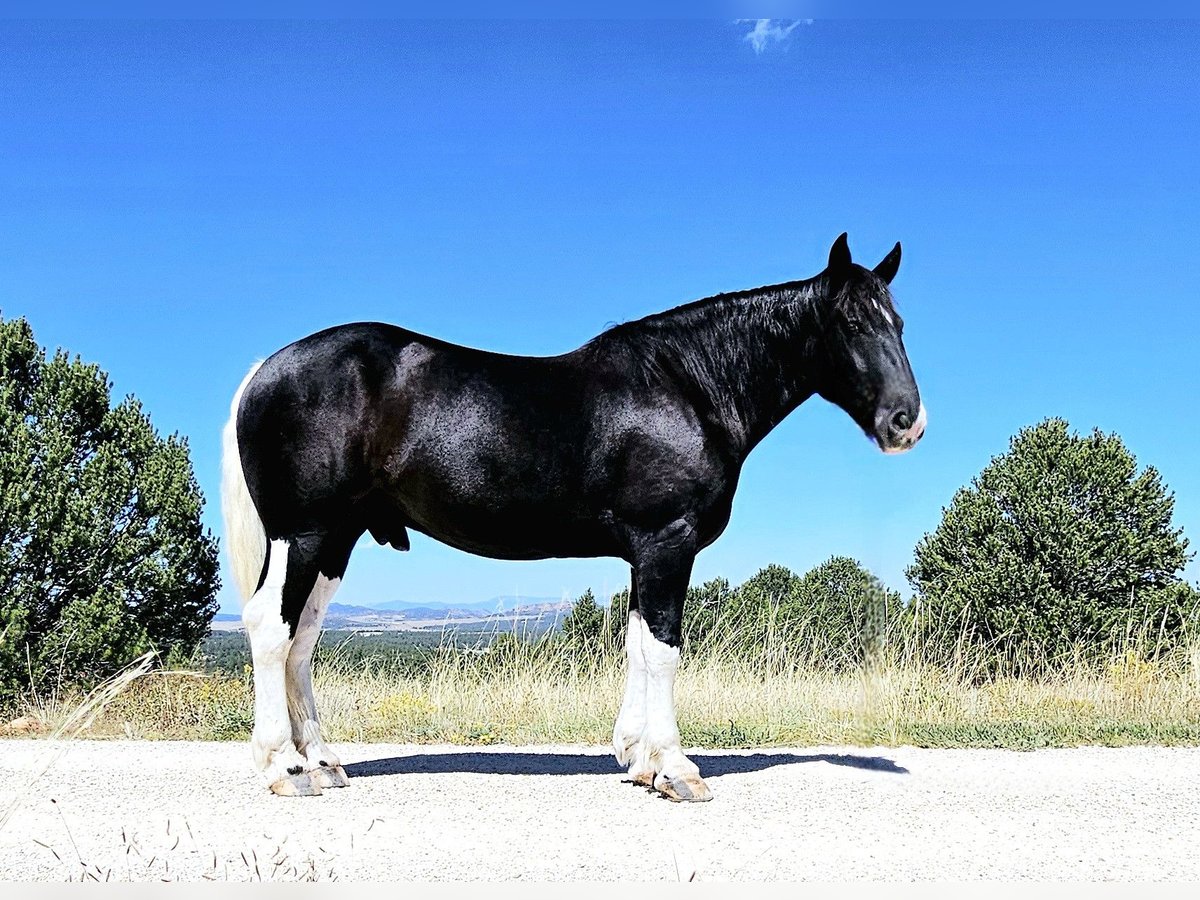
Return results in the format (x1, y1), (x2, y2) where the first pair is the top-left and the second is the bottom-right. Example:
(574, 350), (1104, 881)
(612, 736), (635, 767)
(301, 741), (341, 770)
(618, 735), (654, 775)
(612, 720), (645, 767)
(296, 721), (340, 767)
(263, 746), (330, 796)
(253, 730), (305, 778)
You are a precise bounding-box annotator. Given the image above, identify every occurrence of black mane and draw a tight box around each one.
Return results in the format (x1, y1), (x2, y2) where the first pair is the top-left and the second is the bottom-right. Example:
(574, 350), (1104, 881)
(593, 275), (821, 341)
(579, 276), (826, 448)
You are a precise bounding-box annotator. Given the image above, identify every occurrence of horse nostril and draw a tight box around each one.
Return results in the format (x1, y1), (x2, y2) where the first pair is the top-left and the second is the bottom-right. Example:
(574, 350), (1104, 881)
(891, 410), (912, 432)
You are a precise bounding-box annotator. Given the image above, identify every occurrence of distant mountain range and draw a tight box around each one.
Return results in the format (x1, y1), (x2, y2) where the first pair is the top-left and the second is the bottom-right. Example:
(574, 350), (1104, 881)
(212, 595), (575, 633)
(368, 595), (564, 614)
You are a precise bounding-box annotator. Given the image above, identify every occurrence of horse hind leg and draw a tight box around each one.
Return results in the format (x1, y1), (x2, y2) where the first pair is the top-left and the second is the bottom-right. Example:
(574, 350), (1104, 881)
(286, 568), (351, 790)
(245, 533), (347, 796)
(243, 538), (320, 795)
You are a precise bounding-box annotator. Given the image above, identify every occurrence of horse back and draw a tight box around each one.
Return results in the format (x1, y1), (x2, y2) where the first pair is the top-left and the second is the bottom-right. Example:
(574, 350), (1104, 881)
(237, 323), (624, 557)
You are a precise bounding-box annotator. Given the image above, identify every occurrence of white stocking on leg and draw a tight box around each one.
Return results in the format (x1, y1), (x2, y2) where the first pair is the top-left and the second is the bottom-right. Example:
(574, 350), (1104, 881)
(285, 574), (348, 787)
(613, 610), (651, 783)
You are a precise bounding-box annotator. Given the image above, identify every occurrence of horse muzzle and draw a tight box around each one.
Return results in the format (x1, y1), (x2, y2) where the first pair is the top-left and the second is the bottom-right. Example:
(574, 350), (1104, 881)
(877, 402), (926, 455)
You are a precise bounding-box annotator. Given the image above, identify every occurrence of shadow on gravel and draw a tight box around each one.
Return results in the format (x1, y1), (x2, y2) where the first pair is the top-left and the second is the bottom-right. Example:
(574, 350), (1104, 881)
(344, 751), (908, 779)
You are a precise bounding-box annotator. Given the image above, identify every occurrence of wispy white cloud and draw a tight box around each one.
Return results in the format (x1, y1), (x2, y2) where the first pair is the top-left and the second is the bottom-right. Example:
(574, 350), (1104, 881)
(737, 18), (813, 54)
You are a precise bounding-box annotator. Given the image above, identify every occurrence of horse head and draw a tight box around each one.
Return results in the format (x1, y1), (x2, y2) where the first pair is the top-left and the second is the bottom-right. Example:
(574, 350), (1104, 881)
(814, 233), (926, 454)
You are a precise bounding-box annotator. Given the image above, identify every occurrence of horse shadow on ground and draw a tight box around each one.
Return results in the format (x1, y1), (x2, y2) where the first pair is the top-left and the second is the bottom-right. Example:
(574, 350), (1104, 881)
(344, 750), (908, 779)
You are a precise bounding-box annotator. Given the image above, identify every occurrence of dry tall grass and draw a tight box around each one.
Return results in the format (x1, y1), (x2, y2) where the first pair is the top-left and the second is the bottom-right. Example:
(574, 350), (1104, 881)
(0, 653), (155, 836)
(11, 634), (1200, 750)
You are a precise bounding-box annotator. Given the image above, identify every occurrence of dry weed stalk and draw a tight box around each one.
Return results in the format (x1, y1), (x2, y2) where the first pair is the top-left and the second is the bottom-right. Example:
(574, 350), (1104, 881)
(0, 652), (156, 835)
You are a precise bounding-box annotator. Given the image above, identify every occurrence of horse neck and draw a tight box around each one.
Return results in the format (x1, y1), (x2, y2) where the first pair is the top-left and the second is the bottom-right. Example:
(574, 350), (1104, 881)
(629, 282), (826, 457)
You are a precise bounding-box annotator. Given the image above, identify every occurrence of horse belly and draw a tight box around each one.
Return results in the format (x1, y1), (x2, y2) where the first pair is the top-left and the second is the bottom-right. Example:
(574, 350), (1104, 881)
(404, 497), (615, 561)
(383, 451), (616, 561)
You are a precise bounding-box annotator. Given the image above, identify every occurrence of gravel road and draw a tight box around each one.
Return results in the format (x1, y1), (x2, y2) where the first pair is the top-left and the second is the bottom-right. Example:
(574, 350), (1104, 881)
(2, 739), (1198, 881)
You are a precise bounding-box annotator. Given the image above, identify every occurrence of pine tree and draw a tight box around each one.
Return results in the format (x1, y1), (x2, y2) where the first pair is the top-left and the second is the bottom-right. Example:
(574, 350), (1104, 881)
(561, 588), (605, 649)
(907, 417), (1198, 669)
(0, 314), (220, 698)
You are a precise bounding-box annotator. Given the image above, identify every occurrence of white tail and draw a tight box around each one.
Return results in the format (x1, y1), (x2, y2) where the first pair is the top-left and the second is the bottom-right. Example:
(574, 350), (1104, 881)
(221, 362), (267, 603)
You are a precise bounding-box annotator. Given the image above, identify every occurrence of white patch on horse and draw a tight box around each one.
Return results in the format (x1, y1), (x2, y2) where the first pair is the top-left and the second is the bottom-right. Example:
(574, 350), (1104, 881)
(287, 574), (341, 769)
(612, 609), (649, 773)
(621, 616), (702, 790)
(242, 539), (306, 783)
(911, 402), (927, 438)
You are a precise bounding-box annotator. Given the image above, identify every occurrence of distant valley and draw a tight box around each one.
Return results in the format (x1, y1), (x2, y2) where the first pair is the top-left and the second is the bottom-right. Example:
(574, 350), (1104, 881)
(211, 595), (574, 634)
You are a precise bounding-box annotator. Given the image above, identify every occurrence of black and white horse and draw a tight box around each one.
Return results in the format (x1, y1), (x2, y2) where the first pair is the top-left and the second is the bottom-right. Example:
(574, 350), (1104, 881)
(220, 233), (925, 800)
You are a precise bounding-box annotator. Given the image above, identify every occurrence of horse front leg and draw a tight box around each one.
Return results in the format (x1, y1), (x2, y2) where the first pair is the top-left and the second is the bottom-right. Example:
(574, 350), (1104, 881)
(620, 539), (711, 802)
(613, 573), (650, 783)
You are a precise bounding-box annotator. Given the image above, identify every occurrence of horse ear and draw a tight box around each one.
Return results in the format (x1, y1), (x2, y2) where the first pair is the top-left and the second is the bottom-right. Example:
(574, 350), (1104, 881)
(828, 232), (852, 273)
(873, 242), (902, 285)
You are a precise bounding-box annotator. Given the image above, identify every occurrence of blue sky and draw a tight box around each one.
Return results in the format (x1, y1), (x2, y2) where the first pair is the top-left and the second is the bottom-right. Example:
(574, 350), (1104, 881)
(2, 19), (1198, 613)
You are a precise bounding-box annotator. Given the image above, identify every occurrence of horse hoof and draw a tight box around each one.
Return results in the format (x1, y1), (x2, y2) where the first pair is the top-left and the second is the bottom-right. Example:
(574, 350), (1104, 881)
(311, 765), (350, 788)
(269, 773), (324, 796)
(627, 771), (654, 788)
(654, 773), (713, 803)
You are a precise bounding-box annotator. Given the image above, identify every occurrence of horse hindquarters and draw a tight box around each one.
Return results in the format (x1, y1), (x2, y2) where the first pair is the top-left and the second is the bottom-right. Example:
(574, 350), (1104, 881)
(221, 365), (354, 795)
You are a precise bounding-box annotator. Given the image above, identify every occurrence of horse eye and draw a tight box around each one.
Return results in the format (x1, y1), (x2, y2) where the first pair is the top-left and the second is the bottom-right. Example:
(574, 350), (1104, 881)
(846, 318), (864, 335)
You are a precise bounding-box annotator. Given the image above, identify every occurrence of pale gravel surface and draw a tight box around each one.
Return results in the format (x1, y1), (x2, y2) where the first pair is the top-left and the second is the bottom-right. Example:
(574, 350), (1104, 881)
(1, 739), (1198, 882)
